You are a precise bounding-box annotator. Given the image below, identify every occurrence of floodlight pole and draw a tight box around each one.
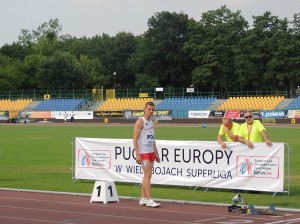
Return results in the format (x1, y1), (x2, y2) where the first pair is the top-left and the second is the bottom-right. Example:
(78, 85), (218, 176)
(113, 72), (116, 88)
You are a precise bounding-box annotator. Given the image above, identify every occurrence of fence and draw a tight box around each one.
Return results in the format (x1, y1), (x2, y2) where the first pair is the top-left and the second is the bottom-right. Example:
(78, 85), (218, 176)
(228, 91), (288, 98)
(0, 89), (103, 101)
(0, 89), (289, 100)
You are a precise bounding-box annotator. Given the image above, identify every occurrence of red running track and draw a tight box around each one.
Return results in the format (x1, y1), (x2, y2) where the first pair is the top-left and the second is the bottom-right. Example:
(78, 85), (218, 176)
(0, 189), (300, 224)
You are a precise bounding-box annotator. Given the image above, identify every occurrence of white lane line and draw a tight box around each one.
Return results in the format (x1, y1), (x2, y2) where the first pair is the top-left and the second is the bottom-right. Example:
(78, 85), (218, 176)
(264, 218), (300, 224)
(194, 217), (226, 222)
(0, 196), (230, 217)
(0, 215), (75, 224)
(0, 205), (201, 224)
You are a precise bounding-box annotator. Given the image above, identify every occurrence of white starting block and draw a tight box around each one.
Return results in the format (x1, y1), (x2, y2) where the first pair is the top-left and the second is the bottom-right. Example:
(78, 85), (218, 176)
(90, 180), (119, 204)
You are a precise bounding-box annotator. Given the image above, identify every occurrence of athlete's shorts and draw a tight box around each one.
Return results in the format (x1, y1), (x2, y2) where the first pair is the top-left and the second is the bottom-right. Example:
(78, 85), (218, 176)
(140, 152), (156, 162)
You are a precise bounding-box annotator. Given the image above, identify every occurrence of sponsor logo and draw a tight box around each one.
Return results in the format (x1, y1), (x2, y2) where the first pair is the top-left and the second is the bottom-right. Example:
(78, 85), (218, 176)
(78, 149), (111, 169)
(237, 156), (279, 179)
(239, 158), (253, 175)
(81, 152), (91, 166)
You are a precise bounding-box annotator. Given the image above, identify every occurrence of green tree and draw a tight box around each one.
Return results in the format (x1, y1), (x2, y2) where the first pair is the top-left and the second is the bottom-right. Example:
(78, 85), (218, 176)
(267, 13), (300, 97)
(80, 32), (138, 88)
(109, 32), (137, 88)
(22, 54), (47, 89)
(235, 11), (289, 93)
(59, 36), (91, 59)
(186, 6), (248, 98)
(132, 11), (194, 88)
(37, 52), (86, 89)
(135, 73), (159, 88)
(76, 55), (109, 88)
(0, 43), (32, 60)
(18, 18), (62, 47)
(0, 55), (24, 89)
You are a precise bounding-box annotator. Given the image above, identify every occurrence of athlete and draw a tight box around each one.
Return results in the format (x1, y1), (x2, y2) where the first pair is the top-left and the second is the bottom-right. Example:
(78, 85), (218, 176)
(133, 101), (160, 208)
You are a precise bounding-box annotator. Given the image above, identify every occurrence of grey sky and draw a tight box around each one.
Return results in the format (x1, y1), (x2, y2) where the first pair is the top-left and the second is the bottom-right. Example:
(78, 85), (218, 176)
(1, 0), (300, 46)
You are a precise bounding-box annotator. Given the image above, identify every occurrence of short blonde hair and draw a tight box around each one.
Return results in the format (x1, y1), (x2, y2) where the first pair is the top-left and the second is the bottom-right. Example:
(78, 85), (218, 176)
(144, 101), (155, 108)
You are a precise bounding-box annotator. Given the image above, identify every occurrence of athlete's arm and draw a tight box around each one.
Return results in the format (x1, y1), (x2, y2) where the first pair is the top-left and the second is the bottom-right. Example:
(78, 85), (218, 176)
(133, 118), (143, 164)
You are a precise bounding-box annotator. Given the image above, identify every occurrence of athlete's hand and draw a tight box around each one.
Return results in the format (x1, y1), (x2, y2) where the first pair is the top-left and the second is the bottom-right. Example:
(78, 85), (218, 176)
(155, 155), (160, 163)
(136, 154), (142, 164)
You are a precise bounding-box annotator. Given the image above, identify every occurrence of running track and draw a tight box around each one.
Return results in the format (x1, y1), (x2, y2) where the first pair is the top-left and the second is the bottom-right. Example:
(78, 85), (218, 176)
(1, 189), (300, 224)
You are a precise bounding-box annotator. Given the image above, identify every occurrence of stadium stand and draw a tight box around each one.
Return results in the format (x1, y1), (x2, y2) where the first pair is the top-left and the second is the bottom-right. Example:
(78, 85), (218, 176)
(0, 99), (32, 118)
(285, 96), (300, 110)
(32, 99), (86, 111)
(97, 98), (154, 111)
(217, 96), (284, 110)
(156, 97), (217, 118)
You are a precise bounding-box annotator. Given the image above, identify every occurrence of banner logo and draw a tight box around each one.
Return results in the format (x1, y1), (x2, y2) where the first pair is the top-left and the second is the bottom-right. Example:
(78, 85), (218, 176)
(240, 158), (253, 175)
(81, 152), (91, 166)
(78, 149), (111, 169)
(237, 156), (280, 179)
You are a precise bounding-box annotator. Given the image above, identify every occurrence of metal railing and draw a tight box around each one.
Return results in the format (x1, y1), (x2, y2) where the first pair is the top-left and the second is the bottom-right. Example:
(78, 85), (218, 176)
(0, 89), (290, 100)
(228, 91), (288, 98)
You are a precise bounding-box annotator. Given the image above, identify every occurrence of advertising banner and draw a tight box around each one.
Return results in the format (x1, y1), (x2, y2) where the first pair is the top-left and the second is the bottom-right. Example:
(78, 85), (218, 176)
(260, 110), (288, 118)
(74, 138), (285, 192)
(224, 110), (241, 118)
(188, 110), (210, 118)
(28, 111), (52, 119)
(209, 110), (224, 118)
(52, 111), (93, 119)
(288, 110), (300, 118)
(0, 111), (9, 120)
(122, 110), (172, 120)
(94, 111), (123, 117)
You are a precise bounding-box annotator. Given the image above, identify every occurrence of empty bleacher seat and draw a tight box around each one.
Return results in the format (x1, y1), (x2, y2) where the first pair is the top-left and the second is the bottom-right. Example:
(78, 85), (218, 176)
(156, 97), (216, 118)
(0, 99), (32, 118)
(97, 98), (153, 111)
(285, 96), (300, 110)
(217, 96), (284, 111)
(33, 99), (86, 111)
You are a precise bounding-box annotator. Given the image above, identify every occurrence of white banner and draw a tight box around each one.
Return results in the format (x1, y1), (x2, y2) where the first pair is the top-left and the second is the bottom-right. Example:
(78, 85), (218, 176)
(288, 110), (300, 118)
(52, 111), (93, 119)
(188, 110), (210, 118)
(74, 138), (285, 192)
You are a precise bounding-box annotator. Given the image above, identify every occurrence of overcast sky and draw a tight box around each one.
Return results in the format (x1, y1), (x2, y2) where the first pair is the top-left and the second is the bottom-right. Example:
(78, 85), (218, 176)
(1, 0), (300, 47)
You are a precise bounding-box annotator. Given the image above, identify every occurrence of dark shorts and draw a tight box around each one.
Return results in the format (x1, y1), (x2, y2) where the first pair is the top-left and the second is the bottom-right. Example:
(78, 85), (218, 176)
(140, 152), (156, 162)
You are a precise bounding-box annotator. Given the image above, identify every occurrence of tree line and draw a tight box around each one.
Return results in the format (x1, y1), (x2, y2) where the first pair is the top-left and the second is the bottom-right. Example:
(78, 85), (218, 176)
(1, 6), (300, 98)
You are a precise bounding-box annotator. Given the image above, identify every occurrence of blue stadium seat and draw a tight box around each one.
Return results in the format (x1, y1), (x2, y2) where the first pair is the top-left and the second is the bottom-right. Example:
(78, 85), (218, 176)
(156, 97), (216, 118)
(33, 99), (86, 111)
(285, 96), (300, 110)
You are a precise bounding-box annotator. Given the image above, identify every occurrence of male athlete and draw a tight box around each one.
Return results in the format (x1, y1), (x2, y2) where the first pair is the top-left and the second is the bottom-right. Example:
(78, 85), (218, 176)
(133, 101), (160, 208)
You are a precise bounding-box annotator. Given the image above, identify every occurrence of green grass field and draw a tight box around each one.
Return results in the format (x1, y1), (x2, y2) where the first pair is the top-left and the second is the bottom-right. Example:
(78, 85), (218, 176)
(0, 124), (299, 209)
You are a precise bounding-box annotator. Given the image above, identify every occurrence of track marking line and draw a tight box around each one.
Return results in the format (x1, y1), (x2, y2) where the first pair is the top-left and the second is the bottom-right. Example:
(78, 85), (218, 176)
(264, 218), (300, 224)
(194, 217), (226, 222)
(0, 205), (201, 224)
(0, 215), (75, 224)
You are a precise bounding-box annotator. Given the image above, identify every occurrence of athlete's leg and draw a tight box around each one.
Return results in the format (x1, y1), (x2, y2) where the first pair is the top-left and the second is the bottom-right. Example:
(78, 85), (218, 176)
(141, 160), (154, 199)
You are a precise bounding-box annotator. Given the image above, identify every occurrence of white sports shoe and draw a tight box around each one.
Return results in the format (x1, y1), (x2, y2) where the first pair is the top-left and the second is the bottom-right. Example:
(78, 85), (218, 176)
(146, 199), (160, 208)
(139, 198), (147, 206)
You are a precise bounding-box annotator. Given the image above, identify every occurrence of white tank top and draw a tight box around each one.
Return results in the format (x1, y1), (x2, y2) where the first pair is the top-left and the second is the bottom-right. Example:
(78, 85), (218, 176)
(138, 117), (155, 154)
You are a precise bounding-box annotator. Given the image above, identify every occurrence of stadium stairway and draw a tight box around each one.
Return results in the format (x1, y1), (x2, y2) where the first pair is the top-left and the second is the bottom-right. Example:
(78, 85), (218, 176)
(153, 100), (162, 107)
(207, 99), (226, 110)
(275, 98), (294, 110)
(89, 101), (103, 111)
(23, 101), (41, 111)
